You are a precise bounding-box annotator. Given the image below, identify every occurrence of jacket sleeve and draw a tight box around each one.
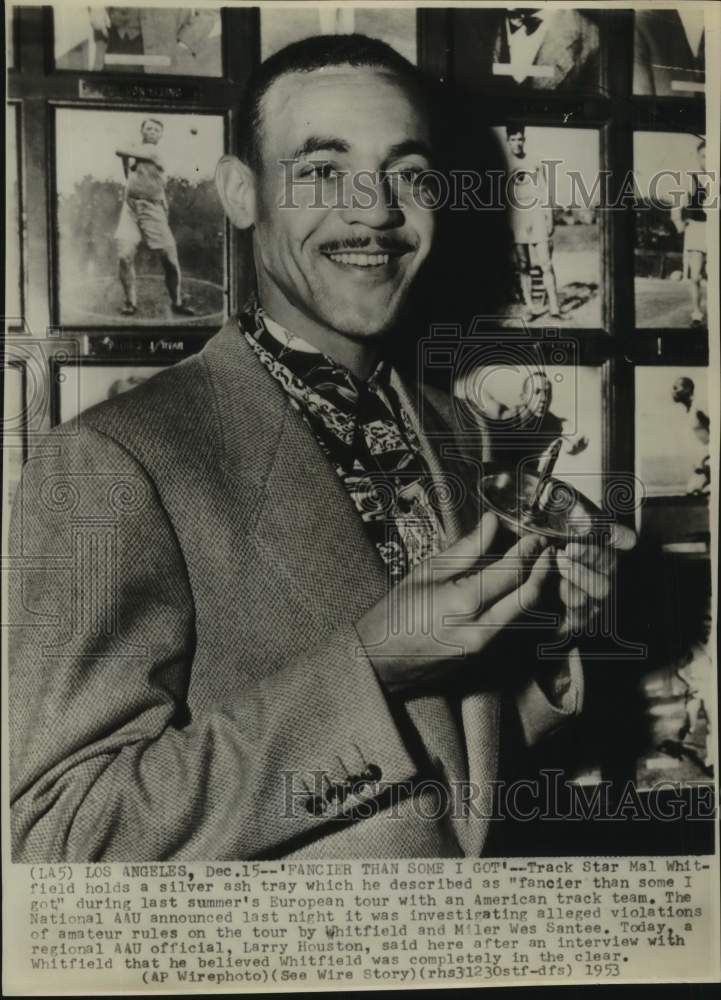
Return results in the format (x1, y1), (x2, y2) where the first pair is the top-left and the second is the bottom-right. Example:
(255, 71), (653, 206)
(514, 647), (585, 747)
(9, 426), (417, 861)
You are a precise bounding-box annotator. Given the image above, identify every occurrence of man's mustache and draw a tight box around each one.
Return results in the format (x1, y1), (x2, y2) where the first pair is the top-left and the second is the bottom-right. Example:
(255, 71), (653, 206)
(318, 236), (415, 254)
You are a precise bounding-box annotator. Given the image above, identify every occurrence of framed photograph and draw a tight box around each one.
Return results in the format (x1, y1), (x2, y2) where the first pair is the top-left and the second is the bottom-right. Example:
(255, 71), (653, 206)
(54, 109), (226, 328)
(634, 542), (713, 791)
(452, 8), (601, 94)
(635, 366), (710, 546)
(633, 9), (705, 98)
(634, 131), (708, 329)
(53, 6), (223, 77)
(260, 6), (417, 62)
(6, 103), (23, 324)
(2, 358), (28, 515)
(491, 125), (602, 329)
(455, 362), (606, 505)
(50, 357), (173, 426)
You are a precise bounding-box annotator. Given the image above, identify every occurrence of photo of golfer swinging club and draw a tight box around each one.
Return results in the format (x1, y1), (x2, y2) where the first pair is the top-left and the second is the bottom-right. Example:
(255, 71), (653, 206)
(55, 109), (225, 326)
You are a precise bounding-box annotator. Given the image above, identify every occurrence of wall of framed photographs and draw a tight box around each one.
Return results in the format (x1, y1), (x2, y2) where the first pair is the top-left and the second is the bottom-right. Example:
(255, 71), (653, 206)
(4, 6), (713, 847)
(436, 5), (712, 836)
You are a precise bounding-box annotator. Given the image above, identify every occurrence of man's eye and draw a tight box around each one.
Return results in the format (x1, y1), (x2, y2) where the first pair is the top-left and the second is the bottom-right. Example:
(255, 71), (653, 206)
(387, 167), (429, 186)
(299, 162), (341, 180)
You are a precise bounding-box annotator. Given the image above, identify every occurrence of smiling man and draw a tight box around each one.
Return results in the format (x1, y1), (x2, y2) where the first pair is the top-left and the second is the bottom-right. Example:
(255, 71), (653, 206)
(9, 35), (632, 862)
(217, 41), (436, 371)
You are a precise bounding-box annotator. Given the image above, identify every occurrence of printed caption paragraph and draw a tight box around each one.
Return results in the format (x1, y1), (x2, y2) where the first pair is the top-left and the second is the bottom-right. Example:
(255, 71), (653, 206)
(6, 857), (720, 992)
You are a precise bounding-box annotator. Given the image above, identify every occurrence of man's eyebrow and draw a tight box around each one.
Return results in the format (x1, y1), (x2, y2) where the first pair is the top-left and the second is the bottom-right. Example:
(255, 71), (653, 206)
(289, 137), (434, 163)
(290, 136), (350, 159)
(383, 140), (433, 165)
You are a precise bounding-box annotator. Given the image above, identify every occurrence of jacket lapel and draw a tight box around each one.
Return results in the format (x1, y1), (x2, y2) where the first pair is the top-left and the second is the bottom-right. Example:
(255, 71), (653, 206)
(202, 319), (388, 627)
(203, 324), (500, 854)
(254, 399), (390, 626)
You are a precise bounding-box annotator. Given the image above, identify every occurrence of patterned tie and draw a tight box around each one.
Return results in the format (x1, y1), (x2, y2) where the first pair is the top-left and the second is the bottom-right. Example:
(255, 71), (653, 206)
(238, 300), (445, 580)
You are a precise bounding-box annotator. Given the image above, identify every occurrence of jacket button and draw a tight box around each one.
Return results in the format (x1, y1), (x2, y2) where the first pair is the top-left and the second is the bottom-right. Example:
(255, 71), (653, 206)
(305, 795), (326, 816)
(325, 783), (348, 805)
(365, 763), (382, 782)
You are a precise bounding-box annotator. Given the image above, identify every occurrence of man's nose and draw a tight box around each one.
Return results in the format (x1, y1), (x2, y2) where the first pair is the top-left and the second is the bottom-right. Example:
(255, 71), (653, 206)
(339, 171), (403, 228)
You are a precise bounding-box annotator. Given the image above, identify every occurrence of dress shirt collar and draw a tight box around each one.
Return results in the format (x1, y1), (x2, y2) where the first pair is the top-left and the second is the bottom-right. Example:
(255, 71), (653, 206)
(246, 297), (391, 393)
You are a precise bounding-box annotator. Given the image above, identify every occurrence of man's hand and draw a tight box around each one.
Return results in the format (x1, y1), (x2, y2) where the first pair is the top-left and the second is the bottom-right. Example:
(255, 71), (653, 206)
(357, 512), (554, 694)
(555, 524), (636, 635)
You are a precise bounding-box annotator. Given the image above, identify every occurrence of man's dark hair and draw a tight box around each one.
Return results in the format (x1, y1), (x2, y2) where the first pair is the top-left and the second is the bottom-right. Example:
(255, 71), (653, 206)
(141, 118), (164, 131)
(238, 33), (434, 170)
(506, 125), (526, 139)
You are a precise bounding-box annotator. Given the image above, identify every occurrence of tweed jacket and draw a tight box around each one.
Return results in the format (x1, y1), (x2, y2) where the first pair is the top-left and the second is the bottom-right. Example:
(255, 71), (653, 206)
(9, 318), (578, 861)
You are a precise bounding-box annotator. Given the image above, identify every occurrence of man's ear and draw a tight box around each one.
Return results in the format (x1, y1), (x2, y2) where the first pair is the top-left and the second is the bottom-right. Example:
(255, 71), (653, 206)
(215, 154), (256, 230)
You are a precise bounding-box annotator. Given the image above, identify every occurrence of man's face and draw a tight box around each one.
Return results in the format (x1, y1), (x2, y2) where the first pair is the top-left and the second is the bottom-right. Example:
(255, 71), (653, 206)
(523, 373), (552, 414)
(508, 132), (525, 156)
(251, 66), (435, 340)
(672, 378), (692, 403)
(110, 7), (140, 31)
(141, 121), (163, 145)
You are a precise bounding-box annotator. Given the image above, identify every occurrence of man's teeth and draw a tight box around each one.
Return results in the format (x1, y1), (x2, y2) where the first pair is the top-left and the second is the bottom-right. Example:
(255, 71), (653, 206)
(327, 252), (391, 266)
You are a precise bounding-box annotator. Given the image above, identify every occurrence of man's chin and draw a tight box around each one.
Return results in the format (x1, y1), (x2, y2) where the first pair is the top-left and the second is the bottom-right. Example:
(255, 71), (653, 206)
(319, 292), (405, 340)
(327, 313), (396, 341)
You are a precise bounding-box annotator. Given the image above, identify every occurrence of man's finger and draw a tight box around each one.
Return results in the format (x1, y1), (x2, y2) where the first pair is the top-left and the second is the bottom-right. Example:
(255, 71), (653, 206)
(503, 530), (551, 568)
(560, 577), (590, 610)
(458, 531), (549, 614)
(565, 541), (614, 574)
(478, 547), (554, 635)
(435, 511), (499, 580)
(556, 551), (610, 601)
(608, 523), (637, 551)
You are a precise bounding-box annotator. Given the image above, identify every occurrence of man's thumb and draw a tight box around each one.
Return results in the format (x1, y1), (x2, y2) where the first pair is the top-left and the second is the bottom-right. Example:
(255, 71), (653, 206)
(435, 511), (499, 580)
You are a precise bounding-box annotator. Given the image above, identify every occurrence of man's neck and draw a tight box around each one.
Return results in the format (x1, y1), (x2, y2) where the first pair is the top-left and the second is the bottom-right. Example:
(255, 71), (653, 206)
(256, 276), (382, 380)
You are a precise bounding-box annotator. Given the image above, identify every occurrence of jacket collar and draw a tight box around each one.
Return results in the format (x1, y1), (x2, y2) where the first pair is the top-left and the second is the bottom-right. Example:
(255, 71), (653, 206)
(201, 315), (293, 495)
(201, 316), (389, 619)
